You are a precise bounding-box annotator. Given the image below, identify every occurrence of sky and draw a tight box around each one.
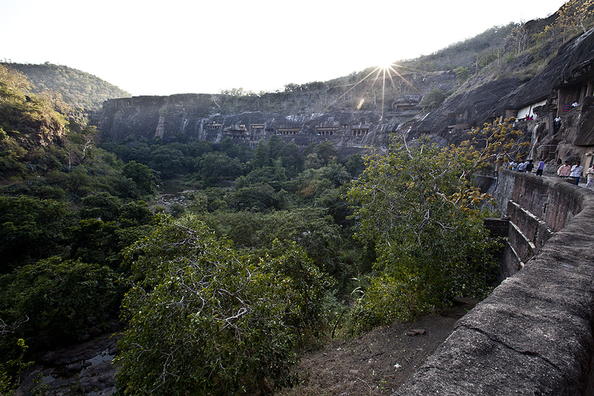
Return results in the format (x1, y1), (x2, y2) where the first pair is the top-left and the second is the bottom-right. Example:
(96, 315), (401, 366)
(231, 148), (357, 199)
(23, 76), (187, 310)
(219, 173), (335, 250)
(1, 0), (568, 96)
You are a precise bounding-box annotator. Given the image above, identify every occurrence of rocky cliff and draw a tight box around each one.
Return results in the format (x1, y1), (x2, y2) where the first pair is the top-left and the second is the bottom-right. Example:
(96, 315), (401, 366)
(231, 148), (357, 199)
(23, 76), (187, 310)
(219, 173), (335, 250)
(98, 93), (390, 149)
(410, 19), (594, 143)
(95, 68), (459, 149)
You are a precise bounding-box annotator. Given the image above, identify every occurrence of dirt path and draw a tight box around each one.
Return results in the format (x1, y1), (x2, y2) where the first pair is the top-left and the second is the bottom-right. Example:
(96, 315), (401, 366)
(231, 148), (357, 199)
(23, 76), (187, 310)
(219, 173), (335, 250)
(278, 304), (472, 396)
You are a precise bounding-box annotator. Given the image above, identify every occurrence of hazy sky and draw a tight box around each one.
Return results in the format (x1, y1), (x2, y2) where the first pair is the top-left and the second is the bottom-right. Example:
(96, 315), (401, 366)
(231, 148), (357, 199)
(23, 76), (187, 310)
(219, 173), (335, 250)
(1, 0), (567, 96)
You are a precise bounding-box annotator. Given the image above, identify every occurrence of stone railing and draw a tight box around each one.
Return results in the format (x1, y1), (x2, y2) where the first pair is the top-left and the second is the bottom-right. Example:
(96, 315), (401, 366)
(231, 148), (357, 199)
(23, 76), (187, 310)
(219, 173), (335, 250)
(395, 170), (594, 395)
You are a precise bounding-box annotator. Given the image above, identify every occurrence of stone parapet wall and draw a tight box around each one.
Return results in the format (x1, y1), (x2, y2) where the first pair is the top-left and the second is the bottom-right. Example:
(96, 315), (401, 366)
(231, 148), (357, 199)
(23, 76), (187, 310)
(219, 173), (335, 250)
(395, 170), (594, 395)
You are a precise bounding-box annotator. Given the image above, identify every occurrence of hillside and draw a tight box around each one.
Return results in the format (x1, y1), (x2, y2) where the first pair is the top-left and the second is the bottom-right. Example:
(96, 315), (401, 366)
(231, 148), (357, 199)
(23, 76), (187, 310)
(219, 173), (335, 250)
(1, 62), (129, 111)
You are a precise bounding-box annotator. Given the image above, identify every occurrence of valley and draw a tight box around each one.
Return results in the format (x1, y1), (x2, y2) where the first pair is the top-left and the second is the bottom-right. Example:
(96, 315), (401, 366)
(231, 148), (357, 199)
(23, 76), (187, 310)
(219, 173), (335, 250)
(1, 1), (593, 395)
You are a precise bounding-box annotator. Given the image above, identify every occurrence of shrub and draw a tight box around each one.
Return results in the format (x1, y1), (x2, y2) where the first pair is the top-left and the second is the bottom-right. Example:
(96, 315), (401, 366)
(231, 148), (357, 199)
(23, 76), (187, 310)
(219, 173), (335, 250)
(0, 257), (123, 349)
(420, 88), (447, 109)
(122, 161), (157, 195)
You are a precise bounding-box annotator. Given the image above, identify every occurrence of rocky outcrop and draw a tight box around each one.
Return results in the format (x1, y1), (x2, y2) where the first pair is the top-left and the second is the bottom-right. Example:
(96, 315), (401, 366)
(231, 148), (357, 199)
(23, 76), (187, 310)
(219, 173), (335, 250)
(94, 64), (462, 148)
(505, 29), (594, 110)
(16, 335), (117, 396)
(409, 28), (594, 140)
(574, 95), (594, 145)
(411, 78), (524, 140)
(396, 171), (594, 395)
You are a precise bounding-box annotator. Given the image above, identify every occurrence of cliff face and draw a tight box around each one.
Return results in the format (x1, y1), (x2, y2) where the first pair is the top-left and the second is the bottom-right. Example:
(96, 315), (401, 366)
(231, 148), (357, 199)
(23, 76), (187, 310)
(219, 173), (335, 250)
(98, 93), (389, 149)
(95, 65), (466, 149)
(504, 28), (594, 110)
(411, 78), (524, 142)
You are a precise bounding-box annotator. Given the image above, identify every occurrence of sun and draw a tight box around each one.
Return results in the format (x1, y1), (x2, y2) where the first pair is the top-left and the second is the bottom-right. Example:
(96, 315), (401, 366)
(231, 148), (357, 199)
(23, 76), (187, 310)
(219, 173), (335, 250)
(378, 60), (394, 70)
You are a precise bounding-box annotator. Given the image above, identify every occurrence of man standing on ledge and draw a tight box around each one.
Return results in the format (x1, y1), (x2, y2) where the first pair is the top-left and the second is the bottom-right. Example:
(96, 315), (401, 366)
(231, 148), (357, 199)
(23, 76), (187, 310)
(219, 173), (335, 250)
(569, 161), (583, 185)
(536, 160), (545, 176)
(526, 159), (534, 173)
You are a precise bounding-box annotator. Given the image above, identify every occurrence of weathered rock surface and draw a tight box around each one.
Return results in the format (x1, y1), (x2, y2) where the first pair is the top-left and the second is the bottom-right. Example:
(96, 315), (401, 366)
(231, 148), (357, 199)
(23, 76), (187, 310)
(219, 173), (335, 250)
(506, 29), (594, 110)
(412, 78), (524, 140)
(409, 28), (594, 140)
(97, 92), (392, 146)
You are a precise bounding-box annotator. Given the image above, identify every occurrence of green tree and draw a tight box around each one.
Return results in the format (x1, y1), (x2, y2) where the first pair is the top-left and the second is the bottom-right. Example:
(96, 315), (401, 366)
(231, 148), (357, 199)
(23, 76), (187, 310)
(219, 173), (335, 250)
(149, 145), (187, 178)
(116, 215), (330, 395)
(122, 161), (157, 195)
(69, 219), (121, 267)
(228, 183), (283, 211)
(345, 154), (365, 177)
(347, 135), (501, 331)
(197, 152), (244, 185)
(314, 141), (338, 165)
(80, 192), (122, 222)
(279, 142), (304, 175)
(268, 135), (284, 161)
(0, 196), (73, 272)
(252, 140), (270, 168)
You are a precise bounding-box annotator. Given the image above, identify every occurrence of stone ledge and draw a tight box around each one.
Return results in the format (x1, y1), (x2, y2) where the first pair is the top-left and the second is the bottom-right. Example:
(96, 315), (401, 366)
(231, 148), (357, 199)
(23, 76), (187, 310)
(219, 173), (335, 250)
(395, 171), (594, 395)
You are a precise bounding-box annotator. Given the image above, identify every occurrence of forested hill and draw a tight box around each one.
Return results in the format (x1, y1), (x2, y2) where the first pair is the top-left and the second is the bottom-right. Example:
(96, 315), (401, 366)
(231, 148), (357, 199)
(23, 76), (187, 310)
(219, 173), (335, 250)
(1, 62), (129, 111)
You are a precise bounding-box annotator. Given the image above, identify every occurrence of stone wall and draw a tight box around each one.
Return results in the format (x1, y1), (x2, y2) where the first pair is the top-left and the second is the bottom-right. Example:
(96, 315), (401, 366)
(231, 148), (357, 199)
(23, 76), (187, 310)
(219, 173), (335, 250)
(495, 170), (581, 276)
(395, 170), (594, 395)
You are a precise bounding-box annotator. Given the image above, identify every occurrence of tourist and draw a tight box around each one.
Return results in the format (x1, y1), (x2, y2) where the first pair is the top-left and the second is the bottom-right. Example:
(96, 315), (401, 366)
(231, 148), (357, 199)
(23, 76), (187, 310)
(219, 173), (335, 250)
(525, 159), (534, 173)
(517, 160), (528, 172)
(553, 116), (561, 133)
(536, 160), (545, 176)
(586, 163), (594, 189)
(509, 160), (518, 170)
(569, 161), (583, 185)
(557, 161), (571, 178)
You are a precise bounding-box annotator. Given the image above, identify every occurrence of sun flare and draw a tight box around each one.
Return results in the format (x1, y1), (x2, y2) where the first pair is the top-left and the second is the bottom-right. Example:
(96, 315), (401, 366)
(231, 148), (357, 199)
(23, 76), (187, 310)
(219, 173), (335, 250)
(378, 60), (394, 70)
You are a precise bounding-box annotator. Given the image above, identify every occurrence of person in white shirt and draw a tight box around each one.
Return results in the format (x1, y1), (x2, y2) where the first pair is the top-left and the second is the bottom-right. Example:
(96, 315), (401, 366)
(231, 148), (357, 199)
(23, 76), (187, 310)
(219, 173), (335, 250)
(570, 161), (583, 185)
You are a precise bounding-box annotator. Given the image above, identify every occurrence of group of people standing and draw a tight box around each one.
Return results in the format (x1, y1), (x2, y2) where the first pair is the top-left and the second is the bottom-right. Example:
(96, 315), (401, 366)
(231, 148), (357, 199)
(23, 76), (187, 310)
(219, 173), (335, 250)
(508, 158), (594, 189)
(556, 160), (594, 188)
(508, 159), (546, 176)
